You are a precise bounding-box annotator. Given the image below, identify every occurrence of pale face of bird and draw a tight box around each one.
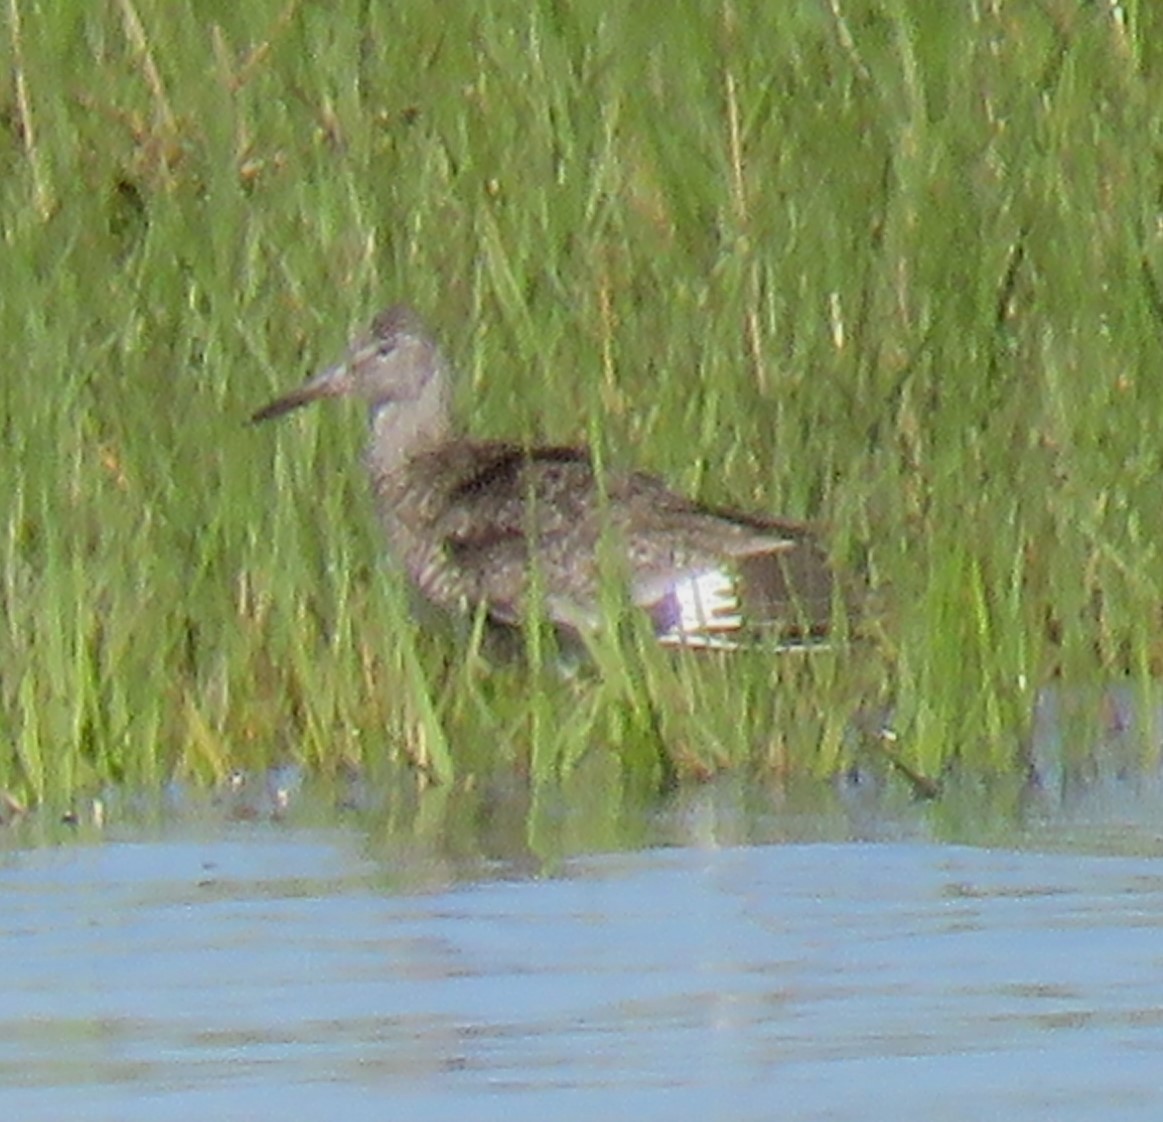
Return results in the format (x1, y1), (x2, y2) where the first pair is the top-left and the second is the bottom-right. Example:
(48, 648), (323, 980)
(251, 305), (439, 424)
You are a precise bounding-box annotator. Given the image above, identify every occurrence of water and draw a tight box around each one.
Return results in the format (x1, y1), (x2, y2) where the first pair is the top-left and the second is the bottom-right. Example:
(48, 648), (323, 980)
(4, 770), (1163, 1121)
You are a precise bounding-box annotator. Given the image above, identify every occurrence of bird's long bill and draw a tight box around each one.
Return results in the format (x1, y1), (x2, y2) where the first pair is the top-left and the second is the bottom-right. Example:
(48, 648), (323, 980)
(250, 361), (351, 424)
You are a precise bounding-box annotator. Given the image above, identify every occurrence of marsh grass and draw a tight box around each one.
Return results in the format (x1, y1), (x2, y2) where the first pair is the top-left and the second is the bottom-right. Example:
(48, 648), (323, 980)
(2, 0), (1162, 810)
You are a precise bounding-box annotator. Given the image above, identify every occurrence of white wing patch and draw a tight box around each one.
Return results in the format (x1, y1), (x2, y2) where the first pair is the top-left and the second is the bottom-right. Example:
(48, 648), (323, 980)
(655, 568), (745, 650)
(650, 566), (833, 653)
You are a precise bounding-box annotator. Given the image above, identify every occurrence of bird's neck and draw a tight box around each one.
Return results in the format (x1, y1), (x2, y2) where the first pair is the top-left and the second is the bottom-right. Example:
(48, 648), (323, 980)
(365, 369), (454, 479)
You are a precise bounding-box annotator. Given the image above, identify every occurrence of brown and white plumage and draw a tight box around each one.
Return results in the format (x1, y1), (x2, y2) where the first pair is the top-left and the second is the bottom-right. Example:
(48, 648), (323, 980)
(252, 305), (834, 649)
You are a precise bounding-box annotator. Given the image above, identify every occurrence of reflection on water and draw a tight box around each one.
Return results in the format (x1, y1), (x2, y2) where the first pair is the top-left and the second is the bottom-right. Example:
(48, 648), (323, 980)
(3, 768), (1163, 1121)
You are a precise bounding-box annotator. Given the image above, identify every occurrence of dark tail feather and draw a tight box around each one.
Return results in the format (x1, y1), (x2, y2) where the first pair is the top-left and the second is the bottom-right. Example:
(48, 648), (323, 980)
(651, 541), (838, 651)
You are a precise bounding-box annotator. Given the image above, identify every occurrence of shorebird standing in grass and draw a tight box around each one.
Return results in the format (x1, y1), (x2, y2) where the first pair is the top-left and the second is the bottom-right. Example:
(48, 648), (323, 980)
(252, 306), (836, 652)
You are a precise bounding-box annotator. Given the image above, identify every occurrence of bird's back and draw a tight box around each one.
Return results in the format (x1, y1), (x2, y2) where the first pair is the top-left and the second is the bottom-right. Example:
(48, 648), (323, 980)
(373, 440), (834, 648)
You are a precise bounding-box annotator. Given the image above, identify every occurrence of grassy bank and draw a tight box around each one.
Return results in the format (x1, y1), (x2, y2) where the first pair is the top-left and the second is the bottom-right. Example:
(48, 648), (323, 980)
(2, 0), (1162, 809)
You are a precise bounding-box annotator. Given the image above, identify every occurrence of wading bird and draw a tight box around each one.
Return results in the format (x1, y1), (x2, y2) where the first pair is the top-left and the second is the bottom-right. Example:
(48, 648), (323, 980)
(252, 306), (836, 651)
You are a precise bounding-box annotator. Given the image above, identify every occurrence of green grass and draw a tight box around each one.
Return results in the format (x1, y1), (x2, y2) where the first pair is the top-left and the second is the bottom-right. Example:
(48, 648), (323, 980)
(2, 0), (1162, 811)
